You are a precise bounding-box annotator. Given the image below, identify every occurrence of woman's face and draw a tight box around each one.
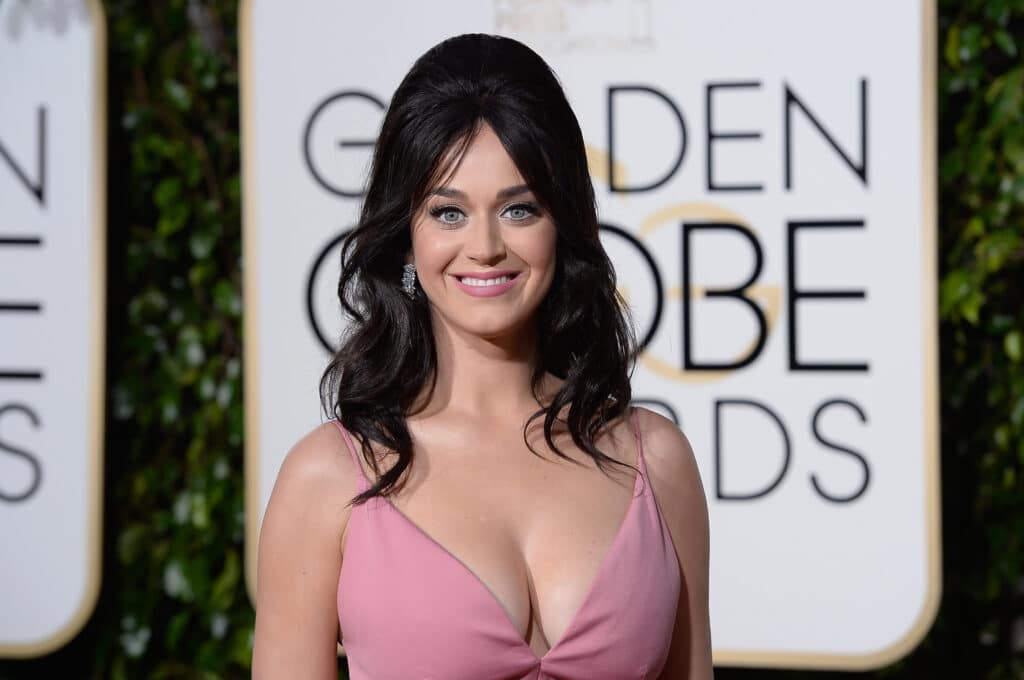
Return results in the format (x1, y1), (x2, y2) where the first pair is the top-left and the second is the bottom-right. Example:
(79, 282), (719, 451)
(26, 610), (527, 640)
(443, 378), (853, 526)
(409, 123), (557, 343)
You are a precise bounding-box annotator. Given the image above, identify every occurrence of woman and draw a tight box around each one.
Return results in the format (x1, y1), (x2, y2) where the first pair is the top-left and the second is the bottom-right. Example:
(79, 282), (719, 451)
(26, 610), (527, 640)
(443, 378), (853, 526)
(253, 33), (712, 679)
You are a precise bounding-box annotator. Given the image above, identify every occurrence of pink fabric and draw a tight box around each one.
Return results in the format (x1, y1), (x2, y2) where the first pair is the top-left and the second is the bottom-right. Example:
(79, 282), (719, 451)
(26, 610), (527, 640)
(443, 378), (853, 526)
(333, 408), (680, 679)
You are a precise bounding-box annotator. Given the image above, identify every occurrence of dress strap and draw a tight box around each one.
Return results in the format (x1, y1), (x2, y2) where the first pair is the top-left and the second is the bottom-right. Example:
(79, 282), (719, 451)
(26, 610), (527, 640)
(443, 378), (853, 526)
(630, 406), (644, 465)
(630, 406), (650, 495)
(332, 419), (370, 493)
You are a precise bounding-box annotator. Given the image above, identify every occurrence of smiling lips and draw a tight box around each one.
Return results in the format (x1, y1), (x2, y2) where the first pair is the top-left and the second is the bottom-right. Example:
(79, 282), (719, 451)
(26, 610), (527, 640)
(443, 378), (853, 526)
(450, 271), (522, 297)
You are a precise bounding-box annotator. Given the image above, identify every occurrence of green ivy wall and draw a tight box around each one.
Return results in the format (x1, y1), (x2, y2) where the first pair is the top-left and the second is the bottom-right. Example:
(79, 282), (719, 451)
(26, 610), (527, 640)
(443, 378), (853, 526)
(0, 0), (1021, 678)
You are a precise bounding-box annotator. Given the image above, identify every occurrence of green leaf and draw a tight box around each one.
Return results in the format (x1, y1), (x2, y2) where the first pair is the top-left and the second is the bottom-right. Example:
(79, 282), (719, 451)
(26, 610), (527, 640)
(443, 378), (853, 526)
(960, 289), (985, 325)
(155, 177), (181, 209)
(117, 523), (148, 565)
(945, 24), (961, 67)
(1006, 330), (1023, 362)
(165, 610), (191, 650)
(164, 79), (193, 111)
(210, 550), (240, 610)
(965, 216), (985, 239)
(157, 201), (191, 236)
(1012, 395), (1024, 428)
(940, 269), (972, 318)
(189, 226), (218, 260)
(994, 30), (1017, 58)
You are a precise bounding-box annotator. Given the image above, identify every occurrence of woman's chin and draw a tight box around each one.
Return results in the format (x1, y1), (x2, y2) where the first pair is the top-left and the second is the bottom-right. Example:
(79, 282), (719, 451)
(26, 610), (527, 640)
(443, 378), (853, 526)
(461, 319), (533, 344)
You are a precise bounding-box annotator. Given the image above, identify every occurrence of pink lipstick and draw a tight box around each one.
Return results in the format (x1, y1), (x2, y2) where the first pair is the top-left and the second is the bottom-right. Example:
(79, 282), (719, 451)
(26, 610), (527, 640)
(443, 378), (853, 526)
(450, 271), (521, 297)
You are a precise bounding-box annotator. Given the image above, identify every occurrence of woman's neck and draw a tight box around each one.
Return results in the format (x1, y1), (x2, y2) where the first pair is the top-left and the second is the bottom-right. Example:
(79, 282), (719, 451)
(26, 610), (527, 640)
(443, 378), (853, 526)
(410, 317), (561, 421)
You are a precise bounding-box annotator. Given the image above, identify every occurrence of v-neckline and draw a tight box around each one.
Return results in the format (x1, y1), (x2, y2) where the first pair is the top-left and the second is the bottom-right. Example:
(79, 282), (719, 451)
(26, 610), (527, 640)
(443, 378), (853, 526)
(377, 456), (645, 663)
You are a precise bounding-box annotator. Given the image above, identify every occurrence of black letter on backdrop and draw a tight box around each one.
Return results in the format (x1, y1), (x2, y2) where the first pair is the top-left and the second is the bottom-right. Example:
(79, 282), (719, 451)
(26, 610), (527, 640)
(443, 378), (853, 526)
(0, 403), (42, 503)
(705, 81), (763, 192)
(607, 85), (687, 193)
(810, 398), (870, 503)
(597, 222), (664, 351)
(715, 399), (790, 501)
(306, 228), (354, 354)
(784, 79), (868, 189)
(786, 220), (868, 371)
(683, 223), (766, 370)
(302, 91), (385, 198)
(0, 107), (46, 206)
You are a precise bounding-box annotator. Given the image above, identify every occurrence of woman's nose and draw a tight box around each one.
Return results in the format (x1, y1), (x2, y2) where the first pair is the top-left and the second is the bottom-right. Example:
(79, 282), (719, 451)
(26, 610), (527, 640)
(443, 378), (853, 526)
(465, 216), (507, 264)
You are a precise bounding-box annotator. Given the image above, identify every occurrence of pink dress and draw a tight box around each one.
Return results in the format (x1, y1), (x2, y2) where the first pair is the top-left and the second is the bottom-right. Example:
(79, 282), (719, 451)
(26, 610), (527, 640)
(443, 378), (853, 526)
(332, 407), (680, 679)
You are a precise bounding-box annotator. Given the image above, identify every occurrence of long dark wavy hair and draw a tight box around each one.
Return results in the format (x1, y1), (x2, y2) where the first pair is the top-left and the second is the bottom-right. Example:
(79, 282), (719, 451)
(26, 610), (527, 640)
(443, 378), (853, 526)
(320, 33), (639, 506)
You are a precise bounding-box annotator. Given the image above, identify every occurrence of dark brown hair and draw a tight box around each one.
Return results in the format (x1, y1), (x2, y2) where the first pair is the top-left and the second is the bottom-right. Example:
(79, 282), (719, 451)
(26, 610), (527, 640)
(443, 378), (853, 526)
(320, 33), (638, 505)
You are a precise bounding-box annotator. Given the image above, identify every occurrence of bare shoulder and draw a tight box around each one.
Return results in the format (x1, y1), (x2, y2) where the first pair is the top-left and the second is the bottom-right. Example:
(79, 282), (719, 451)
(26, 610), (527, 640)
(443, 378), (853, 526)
(252, 420), (361, 677)
(632, 406), (709, 540)
(632, 406), (714, 678)
(633, 406), (704, 500)
(271, 420), (360, 507)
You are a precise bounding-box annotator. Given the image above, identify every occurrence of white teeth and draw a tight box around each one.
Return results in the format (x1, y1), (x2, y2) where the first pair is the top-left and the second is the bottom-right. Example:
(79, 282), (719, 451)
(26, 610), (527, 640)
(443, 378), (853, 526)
(460, 275), (513, 287)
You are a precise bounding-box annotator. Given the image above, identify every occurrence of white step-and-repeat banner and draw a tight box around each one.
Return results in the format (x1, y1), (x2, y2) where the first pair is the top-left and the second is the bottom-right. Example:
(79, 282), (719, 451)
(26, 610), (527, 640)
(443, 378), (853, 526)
(0, 0), (106, 658)
(241, 0), (939, 669)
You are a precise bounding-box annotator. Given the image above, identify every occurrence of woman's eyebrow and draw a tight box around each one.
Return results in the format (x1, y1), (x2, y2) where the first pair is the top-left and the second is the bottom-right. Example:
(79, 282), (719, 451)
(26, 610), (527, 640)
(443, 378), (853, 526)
(428, 184), (532, 200)
(496, 184), (532, 199)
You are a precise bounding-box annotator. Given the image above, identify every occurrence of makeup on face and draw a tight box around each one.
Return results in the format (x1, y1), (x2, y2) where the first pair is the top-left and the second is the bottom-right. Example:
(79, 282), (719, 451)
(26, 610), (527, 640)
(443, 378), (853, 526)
(449, 270), (523, 297)
(424, 184), (543, 231)
(410, 123), (557, 338)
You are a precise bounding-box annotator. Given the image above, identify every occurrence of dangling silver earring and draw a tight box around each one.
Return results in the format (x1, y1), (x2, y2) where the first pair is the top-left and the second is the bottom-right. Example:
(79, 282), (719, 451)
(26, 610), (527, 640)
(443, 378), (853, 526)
(401, 263), (417, 298)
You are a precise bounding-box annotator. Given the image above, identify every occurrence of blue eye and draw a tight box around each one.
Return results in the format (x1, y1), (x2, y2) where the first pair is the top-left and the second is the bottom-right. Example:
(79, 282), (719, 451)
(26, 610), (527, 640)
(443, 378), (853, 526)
(503, 203), (540, 221)
(427, 201), (540, 226)
(429, 205), (465, 225)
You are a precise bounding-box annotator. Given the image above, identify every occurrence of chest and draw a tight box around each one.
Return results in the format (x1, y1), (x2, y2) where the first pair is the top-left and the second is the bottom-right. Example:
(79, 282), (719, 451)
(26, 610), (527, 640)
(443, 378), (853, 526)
(346, 424), (641, 657)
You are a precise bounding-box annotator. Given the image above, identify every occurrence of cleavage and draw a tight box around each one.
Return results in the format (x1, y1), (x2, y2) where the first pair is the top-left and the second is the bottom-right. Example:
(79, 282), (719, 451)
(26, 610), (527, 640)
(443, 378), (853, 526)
(382, 454), (639, 653)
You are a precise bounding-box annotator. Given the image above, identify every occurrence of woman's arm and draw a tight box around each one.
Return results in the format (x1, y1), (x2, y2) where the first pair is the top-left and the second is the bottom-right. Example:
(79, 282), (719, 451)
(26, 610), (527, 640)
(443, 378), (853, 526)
(637, 408), (714, 680)
(252, 423), (355, 679)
